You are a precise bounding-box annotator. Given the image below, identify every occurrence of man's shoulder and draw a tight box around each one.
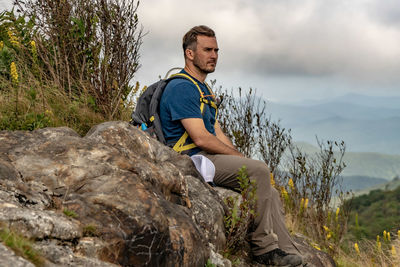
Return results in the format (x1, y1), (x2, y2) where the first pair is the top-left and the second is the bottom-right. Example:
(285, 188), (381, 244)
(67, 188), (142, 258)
(164, 77), (199, 96)
(167, 77), (197, 88)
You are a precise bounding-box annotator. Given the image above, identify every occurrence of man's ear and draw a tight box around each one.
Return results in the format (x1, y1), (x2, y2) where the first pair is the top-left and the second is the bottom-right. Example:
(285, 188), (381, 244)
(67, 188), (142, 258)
(185, 48), (194, 60)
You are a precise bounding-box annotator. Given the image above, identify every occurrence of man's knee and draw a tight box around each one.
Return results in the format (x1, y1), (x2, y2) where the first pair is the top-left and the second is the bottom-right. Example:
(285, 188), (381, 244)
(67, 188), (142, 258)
(244, 159), (271, 191)
(245, 160), (270, 180)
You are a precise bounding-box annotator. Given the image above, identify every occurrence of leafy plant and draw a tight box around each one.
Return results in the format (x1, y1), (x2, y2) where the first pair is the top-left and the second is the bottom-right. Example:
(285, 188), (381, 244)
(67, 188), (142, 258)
(83, 224), (98, 237)
(205, 259), (216, 267)
(223, 166), (257, 256)
(14, 0), (143, 118)
(63, 208), (78, 218)
(0, 224), (44, 266)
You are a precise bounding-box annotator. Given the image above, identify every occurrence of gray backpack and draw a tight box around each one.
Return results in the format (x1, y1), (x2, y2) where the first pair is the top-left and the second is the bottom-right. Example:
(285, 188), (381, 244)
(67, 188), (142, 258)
(130, 68), (218, 154)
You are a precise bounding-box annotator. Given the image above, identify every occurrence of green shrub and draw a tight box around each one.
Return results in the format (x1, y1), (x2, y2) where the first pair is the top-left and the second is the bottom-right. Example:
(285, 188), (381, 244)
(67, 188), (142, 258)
(63, 208), (78, 218)
(83, 224), (98, 237)
(223, 166), (257, 257)
(0, 224), (44, 266)
(15, 0), (143, 118)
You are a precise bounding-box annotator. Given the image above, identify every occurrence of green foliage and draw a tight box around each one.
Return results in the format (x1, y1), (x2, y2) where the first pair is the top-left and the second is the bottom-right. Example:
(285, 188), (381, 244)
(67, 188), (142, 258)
(63, 208), (78, 218)
(0, 6), (139, 134)
(0, 111), (51, 131)
(346, 186), (400, 240)
(223, 166), (257, 256)
(13, 0), (143, 118)
(0, 224), (44, 266)
(83, 224), (98, 237)
(205, 259), (216, 267)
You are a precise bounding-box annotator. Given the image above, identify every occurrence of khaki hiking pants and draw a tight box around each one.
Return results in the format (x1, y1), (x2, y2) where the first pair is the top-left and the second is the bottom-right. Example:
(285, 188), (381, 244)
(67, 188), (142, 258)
(199, 152), (299, 256)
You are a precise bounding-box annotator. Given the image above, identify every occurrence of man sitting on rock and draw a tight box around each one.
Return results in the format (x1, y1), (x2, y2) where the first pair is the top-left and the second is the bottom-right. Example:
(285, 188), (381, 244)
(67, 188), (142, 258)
(159, 25), (303, 267)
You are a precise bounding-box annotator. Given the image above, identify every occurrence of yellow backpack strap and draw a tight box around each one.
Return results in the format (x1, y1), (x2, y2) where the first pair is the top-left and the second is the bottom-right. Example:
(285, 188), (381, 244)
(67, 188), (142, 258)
(170, 73), (204, 97)
(205, 82), (219, 122)
(172, 101), (206, 153)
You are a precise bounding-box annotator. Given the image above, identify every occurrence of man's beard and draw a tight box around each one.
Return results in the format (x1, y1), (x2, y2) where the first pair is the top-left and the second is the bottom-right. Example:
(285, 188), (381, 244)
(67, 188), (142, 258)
(193, 57), (216, 74)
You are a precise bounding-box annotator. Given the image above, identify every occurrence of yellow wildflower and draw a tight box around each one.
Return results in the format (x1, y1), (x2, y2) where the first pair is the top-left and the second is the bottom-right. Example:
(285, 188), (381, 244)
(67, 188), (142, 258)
(0, 41), (3, 50)
(323, 225), (329, 232)
(281, 187), (288, 201)
(300, 198), (304, 210)
(377, 235), (380, 242)
(10, 62), (19, 85)
(304, 198), (308, 209)
(270, 173), (275, 187)
(7, 30), (19, 46)
(288, 178), (294, 190)
(383, 230), (387, 241)
(387, 232), (391, 242)
(391, 245), (396, 257)
(377, 241), (381, 251)
(312, 244), (321, 251)
(30, 40), (37, 55)
(354, 243), (360, 255)
(398, 230), (400, 239)
(335, 207), (340, 222)
(326, 233), (331, 240)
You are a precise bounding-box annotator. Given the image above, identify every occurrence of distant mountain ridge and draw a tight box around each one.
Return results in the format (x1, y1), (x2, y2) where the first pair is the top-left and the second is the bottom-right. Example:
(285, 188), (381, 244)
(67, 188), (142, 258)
(292, 142), (400, 180)
(266, 93), (400, 154)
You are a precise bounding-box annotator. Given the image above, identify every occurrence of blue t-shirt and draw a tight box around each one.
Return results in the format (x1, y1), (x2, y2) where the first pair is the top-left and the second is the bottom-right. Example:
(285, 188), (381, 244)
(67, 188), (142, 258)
(160, 71), (217, 156)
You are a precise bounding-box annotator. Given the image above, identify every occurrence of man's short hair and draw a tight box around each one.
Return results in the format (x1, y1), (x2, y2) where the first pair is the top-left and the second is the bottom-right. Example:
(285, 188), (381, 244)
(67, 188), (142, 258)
(182, 25), (215, 53)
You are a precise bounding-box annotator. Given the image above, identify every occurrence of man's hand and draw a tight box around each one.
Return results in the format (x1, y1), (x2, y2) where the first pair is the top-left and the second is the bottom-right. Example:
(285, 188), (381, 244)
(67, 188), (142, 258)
(181, 118), (243, 157)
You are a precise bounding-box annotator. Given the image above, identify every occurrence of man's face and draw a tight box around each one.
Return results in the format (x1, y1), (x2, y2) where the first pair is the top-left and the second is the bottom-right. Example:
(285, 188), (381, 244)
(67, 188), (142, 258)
(190, 35), (219, 74)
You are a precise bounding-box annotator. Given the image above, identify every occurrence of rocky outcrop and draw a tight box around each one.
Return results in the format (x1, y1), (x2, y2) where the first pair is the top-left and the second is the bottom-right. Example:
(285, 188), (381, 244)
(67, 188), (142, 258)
(0, 121), (334, 266)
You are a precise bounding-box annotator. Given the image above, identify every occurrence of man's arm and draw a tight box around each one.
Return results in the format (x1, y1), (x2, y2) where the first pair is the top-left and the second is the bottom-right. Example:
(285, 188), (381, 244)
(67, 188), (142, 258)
(181, 118), (243, 157)
(214, 121), (236, 149)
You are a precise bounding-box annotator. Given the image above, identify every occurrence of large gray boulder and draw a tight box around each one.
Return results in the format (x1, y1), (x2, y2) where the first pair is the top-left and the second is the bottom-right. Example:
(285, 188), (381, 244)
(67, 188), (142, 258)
(0, 122), (225, 266)
(0, 121), (334, 266)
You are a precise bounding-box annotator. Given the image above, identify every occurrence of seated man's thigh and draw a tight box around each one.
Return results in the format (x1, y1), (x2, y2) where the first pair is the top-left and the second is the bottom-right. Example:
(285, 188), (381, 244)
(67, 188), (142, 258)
(204, 154), (270, 191)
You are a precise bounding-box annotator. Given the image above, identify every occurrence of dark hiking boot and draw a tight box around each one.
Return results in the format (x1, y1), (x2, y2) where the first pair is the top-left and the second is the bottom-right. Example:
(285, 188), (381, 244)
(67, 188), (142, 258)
(253, 248), (303, 267)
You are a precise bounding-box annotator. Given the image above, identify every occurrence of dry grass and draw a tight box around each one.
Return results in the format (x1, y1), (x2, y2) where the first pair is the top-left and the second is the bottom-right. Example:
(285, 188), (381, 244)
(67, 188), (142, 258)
(336, 238), (399, 267)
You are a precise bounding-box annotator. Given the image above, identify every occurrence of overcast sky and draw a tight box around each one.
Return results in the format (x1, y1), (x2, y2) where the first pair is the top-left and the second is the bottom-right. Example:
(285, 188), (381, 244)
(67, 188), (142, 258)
(2, 0), (399, 103)
(135, 0), (400, 103)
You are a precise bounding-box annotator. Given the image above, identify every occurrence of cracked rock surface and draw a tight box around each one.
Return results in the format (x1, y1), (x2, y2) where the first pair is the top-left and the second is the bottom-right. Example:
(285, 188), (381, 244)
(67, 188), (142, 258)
(0, 122), (225, 266)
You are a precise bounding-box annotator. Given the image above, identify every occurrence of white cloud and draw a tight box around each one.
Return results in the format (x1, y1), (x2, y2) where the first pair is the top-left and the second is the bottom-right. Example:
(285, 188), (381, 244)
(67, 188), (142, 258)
(2, 0), (399, 100)
(136, 0), (400, 92)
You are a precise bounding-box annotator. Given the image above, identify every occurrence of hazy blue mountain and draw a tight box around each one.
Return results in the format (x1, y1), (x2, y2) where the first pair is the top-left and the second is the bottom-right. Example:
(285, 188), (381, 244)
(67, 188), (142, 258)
(291, 116), (400, 154)
(265, 93), (400, 154)
(338, 176), (387, 193)
(292, 142), (400, 180)
(353, 177), (400, 197)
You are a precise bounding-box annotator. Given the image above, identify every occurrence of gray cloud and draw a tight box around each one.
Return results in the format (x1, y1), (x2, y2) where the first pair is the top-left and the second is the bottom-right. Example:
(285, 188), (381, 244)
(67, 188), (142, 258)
(2, 0), (398, 100)
(137, 0), (400, 87)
